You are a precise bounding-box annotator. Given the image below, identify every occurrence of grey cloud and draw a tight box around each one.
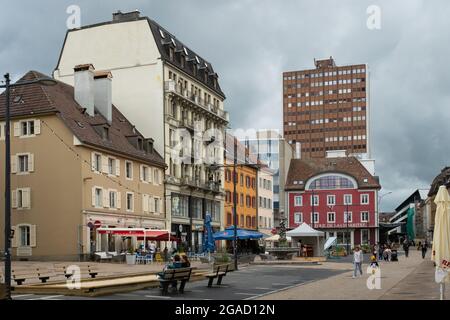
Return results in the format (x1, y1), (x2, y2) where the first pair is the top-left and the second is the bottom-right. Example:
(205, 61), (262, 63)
(1, 0), (449, 211)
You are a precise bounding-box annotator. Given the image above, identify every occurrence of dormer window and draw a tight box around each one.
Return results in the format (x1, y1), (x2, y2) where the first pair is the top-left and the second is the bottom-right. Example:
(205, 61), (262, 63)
(193, 64), (197, 76)
(169, 47), (174, 61)
(159, 29), (165, 38)
(102, 127), (109, 140)
(181, 56), (185, 68)
(183, 47), (188, 55)
(171, 38), (176, 46)
(137, 137), (143, 150)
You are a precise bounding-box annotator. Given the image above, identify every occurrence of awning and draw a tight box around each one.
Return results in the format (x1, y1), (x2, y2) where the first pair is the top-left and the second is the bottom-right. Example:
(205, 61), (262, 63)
(213, 226), (264, 240)
(287, 223), (324, 237)
(324, 237), (337, 251)
(97, 228), (169, 239)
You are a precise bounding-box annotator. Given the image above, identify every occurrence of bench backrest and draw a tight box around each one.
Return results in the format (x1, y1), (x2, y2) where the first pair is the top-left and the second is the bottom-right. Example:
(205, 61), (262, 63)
(213, 264), (229, 274)
(162, 267), (192, 281)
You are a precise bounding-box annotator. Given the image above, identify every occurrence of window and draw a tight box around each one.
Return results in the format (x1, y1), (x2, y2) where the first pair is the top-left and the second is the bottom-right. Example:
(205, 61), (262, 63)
(141, 165), (151, 183)
(108, 158), (116, 175)
(153, 169), (160, 184)
(344, 194), (352, 205)
(327, 212), (336, 223)
(344, 212), (352, 223)
(94, 188), (103, 207)
(311, 195), (319, 206)
(246, 195), (250, 207)
(93, 153), (102, 172)
(294, 196), (302, 206)
(20, 120), (35, 136)
(109, 190), (117, 209)
(18, 154), (29, 173)
(294, 212), (303, 223)
(240, 194), (244, 206)
(327, 195), (335, 206)
(125, 161), (133, 180)
(19, 225), (30, 247)
(361, 194), (369, 205)
(240, 174), (244, 186)
(311, 212), (319, 223)
(308, 175), (356, 190)
(361, 229), (369, 244)
(361, 211), (369, 222)
(126, 193), (134, 212)
(154, 197), (160, 214)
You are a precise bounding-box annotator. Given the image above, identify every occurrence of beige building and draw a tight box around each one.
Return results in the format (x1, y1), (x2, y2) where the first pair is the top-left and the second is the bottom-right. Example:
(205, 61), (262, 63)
(258, 165), (274, 234)
(0, 68), (166, 260)
(53, 10), (228, 252)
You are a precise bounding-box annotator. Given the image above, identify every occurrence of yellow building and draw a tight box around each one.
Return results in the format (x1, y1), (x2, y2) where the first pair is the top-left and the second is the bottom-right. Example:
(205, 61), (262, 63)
(224, 134), (258, 230)
(0, 68), (166, 260)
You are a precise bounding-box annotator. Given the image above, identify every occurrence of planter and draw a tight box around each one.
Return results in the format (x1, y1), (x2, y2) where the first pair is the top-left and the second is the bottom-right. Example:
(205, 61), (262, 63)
(126, 253), (136, 265)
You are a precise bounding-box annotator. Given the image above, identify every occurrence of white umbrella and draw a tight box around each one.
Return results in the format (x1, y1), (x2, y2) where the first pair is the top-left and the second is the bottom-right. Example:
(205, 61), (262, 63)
(431, 185), (450, 300)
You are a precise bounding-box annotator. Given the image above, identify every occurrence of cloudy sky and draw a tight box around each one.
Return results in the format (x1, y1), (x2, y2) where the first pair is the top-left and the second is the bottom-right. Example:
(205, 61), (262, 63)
(1, 0), (449, 211)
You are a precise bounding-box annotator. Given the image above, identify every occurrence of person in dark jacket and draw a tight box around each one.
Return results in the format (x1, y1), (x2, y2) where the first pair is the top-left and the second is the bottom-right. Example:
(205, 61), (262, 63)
(403, 240), (410, 258)
(420, 241), (428, 259)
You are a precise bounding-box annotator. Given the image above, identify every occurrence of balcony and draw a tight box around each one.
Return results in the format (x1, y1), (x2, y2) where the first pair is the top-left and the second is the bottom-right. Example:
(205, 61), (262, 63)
(165, 80), (229, 123)
(180, 118), (194, 131)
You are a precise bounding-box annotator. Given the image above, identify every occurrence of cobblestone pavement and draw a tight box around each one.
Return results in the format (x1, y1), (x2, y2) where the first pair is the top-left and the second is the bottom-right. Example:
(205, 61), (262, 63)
(257, 250), (448, 300)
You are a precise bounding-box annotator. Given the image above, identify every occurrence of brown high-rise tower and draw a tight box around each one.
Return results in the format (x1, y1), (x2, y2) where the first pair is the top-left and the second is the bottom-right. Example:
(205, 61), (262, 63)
(283, 57), (370, 159)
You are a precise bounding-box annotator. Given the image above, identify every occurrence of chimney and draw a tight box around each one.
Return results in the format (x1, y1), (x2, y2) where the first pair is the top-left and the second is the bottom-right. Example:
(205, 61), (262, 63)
(94, 71), (113, 123)
(74, 64), (95, 117)
(295, 142), (301, 159)
(112, 10), (141, 22)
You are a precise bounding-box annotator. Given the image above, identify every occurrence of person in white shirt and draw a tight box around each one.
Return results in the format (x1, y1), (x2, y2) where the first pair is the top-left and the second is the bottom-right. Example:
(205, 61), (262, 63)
(352, 246), (364, 278)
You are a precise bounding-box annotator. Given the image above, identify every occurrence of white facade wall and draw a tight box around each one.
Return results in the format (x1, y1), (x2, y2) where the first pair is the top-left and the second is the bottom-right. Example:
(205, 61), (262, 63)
(258, 169), (274, 231)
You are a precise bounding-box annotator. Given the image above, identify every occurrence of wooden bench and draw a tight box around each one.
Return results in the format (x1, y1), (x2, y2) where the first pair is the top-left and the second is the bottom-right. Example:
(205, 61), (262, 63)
(205, 264), (229, 287)
(11, 268), (55, 285)
(54, 264), (99, 280)
(158, 267), (193, 296)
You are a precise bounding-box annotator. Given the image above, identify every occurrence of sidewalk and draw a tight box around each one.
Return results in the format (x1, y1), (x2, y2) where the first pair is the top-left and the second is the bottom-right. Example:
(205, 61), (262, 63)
(257, 250), (448, 300)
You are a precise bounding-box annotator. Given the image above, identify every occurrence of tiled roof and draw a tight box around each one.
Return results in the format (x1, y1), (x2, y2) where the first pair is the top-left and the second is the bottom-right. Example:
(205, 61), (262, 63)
(285, 157), (380, 190)
(0, 71), (165, 167)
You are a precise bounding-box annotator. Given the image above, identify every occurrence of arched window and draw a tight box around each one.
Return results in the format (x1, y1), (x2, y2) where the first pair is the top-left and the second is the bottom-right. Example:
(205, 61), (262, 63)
(307, 174), (356, 190)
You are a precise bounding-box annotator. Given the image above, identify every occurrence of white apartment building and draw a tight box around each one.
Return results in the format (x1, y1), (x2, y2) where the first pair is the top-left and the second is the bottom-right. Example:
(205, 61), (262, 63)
(53, 10), (229, 252)
(258, 166), (275, 233)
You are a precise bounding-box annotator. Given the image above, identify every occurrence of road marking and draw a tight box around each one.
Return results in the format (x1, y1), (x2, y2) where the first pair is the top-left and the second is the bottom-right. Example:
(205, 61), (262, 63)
(29, 295), (64, 300)
(254, 287), (270, 290)
(12, 294), (35, 299)
(145, 295), (171, 299)
(245, 280), (315, 300)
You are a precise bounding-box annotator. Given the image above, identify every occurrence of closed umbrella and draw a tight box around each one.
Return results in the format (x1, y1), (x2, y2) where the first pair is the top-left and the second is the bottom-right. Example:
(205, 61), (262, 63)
(431, 185), (450, 300)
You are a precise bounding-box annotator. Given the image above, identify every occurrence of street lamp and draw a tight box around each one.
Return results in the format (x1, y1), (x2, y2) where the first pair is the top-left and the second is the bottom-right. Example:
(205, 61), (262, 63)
(377, 191), (393, 244)
(1, 73), (57, 300)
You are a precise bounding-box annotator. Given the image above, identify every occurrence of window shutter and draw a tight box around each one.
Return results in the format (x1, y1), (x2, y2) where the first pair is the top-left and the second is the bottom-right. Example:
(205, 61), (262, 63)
(159, 170), (163, 185)
(102, 156), (108, 173)
(142, 194), (149, 212)
(11, 190), (17, 208)
(91, 152), (96, 171)
(13, 122), (20, 137)
(91, 187), (96, 207)
(28, 153), (34, 172)
(11, 226), (18, 248)
(117, 192), (121, 209)
(30, 225), (37, 247)
(150, 196), (155, 213)
(147, 167), (152, 183)
(22, 188), (31, 209)
(139, 165), (144, 181)
(116, 159), (120, 176)
(34, 120), (41, 135)
(103, 189), (109, 208)
(11, 155), (17, 174)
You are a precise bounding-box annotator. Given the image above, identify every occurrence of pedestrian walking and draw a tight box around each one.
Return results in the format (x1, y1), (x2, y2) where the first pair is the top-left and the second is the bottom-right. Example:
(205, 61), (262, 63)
(403, 239), (410, 258)
(420, 241), (428, 259)
(352, 246), (363, 278)
(378, 243), (384, 261)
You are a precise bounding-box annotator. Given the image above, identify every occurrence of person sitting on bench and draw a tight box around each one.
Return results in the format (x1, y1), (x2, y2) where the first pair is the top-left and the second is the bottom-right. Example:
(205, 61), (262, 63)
(181, 255), (191, 268)
(158, 254), (183, 290)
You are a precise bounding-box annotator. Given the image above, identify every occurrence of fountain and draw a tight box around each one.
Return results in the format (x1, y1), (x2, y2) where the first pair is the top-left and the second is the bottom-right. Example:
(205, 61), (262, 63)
(266, 219), (299, 260)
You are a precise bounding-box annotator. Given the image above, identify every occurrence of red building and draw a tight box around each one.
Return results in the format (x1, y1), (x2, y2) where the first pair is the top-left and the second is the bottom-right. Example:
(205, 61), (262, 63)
(286, 156), (381, 248)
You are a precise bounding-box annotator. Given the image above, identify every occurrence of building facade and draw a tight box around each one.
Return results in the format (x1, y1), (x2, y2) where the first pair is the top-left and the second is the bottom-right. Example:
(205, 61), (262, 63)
(53, 11), (228, 252)
(258, 166), (274, 234)
(286, 156), (380, 248)
(224, 133), (258, 231)
(0, 70), (166, 260)
(283, 57), (370, 159)
(241, 129), (293, 227)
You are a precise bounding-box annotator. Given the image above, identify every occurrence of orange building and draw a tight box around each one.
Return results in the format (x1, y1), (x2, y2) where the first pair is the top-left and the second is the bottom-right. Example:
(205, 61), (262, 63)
(224, 133), (258, 231)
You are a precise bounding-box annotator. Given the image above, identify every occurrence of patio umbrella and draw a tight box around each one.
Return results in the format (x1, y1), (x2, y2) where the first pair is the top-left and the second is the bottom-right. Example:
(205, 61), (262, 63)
(203, 214), (215, 253)
(431, 185), (450, 300)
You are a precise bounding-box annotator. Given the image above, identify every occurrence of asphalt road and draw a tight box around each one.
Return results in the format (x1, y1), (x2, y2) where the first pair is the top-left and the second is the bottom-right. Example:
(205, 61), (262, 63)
(12, 264), (346, 300)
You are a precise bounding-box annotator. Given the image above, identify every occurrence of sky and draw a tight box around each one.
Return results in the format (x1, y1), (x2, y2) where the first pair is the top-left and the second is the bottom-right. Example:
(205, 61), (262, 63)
(1, 0), (450, 211)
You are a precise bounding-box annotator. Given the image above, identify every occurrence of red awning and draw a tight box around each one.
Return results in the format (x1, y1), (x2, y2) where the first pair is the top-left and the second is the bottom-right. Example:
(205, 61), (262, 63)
(97, 228), (169, 238)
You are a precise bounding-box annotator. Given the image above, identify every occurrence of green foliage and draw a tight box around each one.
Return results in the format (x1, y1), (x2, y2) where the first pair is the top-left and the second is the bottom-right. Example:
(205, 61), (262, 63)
(214, 252), (231, 263)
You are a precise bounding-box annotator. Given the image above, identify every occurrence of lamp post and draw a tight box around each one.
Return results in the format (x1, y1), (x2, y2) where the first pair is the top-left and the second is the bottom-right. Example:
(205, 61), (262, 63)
(1, 73), (57, 300)
(377, 191), (393, 244)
